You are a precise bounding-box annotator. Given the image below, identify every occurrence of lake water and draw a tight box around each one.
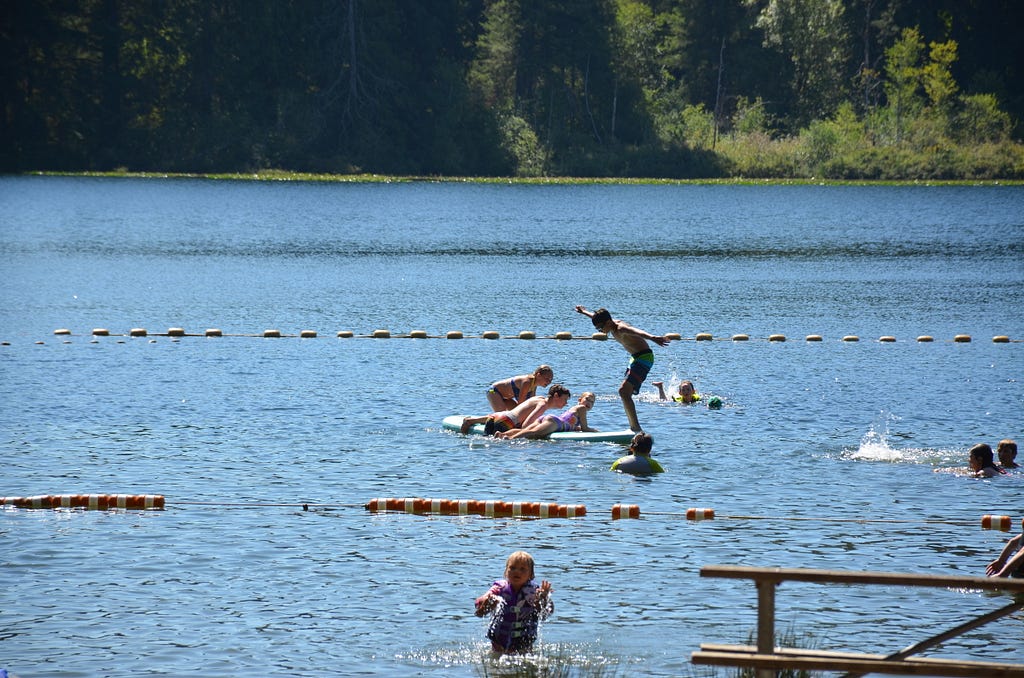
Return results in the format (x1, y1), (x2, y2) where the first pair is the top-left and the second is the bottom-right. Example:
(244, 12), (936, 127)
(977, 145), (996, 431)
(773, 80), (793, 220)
(1, 177), (1022, 677)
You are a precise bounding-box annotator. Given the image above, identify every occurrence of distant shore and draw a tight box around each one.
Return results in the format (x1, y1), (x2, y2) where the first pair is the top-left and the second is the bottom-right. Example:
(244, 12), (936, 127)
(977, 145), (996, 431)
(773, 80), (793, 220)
(23, 170), (1024, 187)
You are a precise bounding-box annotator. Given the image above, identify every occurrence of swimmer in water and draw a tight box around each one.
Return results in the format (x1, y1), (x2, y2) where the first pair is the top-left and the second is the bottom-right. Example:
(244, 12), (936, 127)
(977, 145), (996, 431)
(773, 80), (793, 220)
(653, 380), (700, 403)
(610, 432), (664, 475)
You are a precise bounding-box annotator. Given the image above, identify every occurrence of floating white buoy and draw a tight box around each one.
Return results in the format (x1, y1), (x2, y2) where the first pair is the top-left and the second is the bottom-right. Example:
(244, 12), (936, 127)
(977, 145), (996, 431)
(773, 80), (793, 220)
(992, 335), (1010, 343)
(805, 335), (823, 342)
(130, 328), (147, 337)
(842, 335), (859, 342)
(372, 329), (391, 338)
(446, 330), (463, 339)
(92, 328), (110, 336)
(732, 334), (749, 341)
(555, 331), (572, 340)
(409, 330), (428, 339)
(768, 334), (786, 342)
(263, 329), (281, 338)
(695, 333), (713, 341)
(879, 336), (896, 342)
(300, 330), (317, 338)
(205, 329), (222, 337)
(954, 334), (971, 343)
(337, 330), (354, 338)
(519, 331), (536, 340)
(917, 335), (934, 343)
(168, 328), (185, 337)
(481, 331), (500, 340)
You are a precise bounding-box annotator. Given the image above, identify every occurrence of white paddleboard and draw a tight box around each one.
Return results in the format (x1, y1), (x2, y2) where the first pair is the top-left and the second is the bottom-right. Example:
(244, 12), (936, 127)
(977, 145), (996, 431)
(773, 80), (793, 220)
(442, 415), (635, 444)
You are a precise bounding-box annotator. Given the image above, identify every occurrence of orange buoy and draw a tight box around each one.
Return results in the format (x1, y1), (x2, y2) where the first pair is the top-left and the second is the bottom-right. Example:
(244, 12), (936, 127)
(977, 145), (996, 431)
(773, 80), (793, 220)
(981, 514), (1011, 531)
(559, 503), (587, 518)
(611, 504), (640, 519)
(1, 494), (164, 510)
(364, 498), (585, 519)
(686, 507), (715, 521)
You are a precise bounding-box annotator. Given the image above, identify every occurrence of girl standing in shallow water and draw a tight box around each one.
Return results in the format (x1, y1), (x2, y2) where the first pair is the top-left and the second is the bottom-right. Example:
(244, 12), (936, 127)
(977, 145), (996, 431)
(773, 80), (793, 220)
(474, 551), (553, 654)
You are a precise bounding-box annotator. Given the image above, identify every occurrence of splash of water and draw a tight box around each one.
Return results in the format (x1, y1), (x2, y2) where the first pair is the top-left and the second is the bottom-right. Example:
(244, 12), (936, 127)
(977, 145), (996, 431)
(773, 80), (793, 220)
(849, 411), (956, 465)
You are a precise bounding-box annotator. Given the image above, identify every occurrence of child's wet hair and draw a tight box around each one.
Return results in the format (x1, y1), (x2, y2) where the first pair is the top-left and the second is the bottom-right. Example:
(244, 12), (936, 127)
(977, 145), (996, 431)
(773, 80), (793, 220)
(505, 551), (535, 577)
(970, 442), (994, 466)
(998, 439), (1017, 459)
(591, 308), (612, 328)
(630, 432), (653, 455)
(547, 384), (570, 399)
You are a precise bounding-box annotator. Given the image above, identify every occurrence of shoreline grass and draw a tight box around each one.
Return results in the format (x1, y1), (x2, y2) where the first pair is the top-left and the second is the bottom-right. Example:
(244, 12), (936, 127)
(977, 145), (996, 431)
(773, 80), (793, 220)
(22, 169), (1024, 187)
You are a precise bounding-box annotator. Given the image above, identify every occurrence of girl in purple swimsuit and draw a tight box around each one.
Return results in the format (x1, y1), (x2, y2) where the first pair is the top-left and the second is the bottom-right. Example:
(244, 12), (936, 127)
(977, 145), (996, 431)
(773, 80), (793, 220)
(497, 392), (596, 439)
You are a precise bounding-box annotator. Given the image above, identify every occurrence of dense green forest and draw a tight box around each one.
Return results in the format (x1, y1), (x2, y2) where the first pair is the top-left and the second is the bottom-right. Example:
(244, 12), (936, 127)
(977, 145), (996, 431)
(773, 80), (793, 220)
(4, 0), (1024, 179)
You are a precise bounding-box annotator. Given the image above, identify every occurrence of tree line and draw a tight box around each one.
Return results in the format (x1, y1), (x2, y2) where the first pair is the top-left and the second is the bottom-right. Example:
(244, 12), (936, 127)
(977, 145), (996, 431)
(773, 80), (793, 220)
(3, 0), (1023, 179)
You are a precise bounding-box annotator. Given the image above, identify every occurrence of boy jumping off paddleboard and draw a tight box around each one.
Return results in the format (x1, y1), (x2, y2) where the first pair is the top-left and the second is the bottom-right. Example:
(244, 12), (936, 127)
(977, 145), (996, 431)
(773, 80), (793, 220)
(575, 305), (671, 432)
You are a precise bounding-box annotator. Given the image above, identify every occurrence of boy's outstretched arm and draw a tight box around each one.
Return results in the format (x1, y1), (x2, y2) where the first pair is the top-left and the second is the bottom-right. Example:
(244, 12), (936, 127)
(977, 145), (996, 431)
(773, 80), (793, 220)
(575, 305), (593, 318)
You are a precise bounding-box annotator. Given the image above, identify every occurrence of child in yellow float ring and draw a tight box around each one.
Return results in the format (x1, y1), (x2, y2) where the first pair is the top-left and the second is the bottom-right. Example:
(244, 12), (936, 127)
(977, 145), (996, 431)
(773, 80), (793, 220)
(611, 432), (664, 475)
(653, 380), (700, 403)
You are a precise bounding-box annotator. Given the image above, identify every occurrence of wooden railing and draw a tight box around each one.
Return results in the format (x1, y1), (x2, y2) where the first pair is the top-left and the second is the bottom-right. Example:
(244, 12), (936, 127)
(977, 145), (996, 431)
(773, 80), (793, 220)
(691, 565), (1024, 677)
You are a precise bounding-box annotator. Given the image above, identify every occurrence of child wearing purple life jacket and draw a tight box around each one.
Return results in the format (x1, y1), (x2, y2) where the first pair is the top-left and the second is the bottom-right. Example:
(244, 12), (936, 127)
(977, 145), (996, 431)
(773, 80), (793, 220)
(474, 551), (553, 654)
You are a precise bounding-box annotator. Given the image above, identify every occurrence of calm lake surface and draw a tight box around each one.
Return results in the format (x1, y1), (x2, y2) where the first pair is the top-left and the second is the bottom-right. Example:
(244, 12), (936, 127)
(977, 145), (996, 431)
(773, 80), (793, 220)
(1, 176), (1022, 676)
